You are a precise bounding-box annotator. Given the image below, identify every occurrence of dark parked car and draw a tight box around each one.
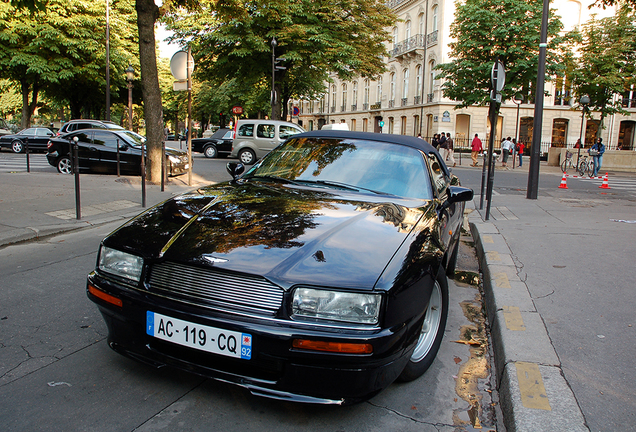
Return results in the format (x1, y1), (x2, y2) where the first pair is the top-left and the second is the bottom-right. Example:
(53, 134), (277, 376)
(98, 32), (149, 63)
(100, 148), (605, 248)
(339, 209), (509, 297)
(86, 130), (473, 404)
(166, 133), (186, 141)
(0, 127), (55, 153)
(46, 129), (190, 176)
(192, 128), (234, 158)
(57, 119), (125, 136)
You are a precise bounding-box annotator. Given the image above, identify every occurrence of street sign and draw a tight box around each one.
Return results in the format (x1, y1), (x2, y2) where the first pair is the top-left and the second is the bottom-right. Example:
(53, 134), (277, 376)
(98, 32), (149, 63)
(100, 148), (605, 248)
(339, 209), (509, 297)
(170, 51), (195, 81)
(491, 61), (505, 92)
(379, 121), (385, 127)
(292, 106), (300, 117)
(232, 106), (243, 115)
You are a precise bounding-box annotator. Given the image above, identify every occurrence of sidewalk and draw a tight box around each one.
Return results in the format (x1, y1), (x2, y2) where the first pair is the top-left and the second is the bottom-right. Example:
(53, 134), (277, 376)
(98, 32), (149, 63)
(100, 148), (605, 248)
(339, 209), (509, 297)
(0, 171), (210, 247)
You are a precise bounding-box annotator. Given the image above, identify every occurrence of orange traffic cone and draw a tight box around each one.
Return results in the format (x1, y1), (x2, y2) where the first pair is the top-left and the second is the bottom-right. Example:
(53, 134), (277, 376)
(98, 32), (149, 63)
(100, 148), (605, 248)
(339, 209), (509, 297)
(599, 173), (611, 189)
(558, 173), (568, 189)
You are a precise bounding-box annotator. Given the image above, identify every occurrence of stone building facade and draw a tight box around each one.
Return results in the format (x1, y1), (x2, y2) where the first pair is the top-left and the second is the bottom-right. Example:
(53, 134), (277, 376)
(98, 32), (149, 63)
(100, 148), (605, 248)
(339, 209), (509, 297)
(296, 0), (635, 152)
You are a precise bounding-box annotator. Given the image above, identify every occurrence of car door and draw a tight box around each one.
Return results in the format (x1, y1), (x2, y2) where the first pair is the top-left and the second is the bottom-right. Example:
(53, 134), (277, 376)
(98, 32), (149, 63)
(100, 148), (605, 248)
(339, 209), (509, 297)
(70, 132), (96, 170)
(255, 123), (277, 157)
(425, 152), (456, 247)
(92, 130), (131, 173)
(31, 128), (54, 149)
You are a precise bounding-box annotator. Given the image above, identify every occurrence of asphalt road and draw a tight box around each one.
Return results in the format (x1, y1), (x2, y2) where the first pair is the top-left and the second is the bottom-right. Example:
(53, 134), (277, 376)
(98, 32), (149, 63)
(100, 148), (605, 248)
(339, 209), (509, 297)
(0, 151), (498, 431)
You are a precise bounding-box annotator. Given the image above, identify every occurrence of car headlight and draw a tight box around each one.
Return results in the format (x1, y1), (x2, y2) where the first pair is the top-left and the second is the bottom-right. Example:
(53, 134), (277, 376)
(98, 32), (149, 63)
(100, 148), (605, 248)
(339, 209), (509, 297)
(98, 246), (143, 282)
(292, 288), (381, 325)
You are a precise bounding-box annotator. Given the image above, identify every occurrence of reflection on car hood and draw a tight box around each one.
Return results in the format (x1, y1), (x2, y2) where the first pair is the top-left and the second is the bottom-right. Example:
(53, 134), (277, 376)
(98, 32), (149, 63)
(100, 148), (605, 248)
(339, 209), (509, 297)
(104, 182), (431, 289)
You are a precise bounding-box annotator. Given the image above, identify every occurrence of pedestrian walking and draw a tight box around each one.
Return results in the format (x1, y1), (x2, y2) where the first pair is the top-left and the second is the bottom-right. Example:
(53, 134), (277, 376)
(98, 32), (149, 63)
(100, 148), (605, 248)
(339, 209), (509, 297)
(446, 133), (456, 167)
(517, 140), (525, 167)
(432, 133), (440, 149)
(439, 132), (449, 162)
(501, 137), (513, 168)
(588, 137), (605, 177)
(471, 133), (482, 166)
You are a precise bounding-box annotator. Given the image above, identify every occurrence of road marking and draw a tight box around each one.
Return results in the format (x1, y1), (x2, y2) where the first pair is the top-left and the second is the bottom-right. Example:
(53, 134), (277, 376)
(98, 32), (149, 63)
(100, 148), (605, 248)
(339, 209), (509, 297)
(486, 251), (501, 261)
(494, 272), (511, 289)
(46, 200), (139, 220)
(502, 306), (525, 331)
(516, 362), (552, 411)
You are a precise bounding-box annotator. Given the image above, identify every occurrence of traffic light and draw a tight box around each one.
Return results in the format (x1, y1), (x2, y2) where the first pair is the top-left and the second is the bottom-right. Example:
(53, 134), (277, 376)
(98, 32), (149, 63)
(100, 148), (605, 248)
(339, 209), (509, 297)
(219, 112), (226, 128)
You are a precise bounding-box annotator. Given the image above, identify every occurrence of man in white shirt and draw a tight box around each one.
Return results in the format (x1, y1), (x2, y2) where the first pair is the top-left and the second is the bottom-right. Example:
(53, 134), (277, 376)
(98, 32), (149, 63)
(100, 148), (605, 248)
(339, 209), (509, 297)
(501, 137), (513, 168)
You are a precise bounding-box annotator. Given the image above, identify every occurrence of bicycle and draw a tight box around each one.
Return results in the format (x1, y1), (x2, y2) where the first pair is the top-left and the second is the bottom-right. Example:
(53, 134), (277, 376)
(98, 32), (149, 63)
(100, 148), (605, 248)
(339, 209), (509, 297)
(561, 151), (580, 174)
(577, 154), (594, 177)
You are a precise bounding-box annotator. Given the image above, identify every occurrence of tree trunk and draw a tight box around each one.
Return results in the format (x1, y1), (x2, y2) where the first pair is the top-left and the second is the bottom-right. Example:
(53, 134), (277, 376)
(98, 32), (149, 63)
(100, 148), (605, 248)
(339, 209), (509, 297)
(136, 0), (163, 183)
(20, 79), (37, 129)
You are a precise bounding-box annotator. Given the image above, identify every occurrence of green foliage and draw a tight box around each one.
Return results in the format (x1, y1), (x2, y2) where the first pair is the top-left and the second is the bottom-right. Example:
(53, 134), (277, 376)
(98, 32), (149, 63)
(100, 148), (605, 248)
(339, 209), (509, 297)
(569, 4), (636, 128)
(165, 0), (395, 119)
(435, 0), (569, 108)
(0, 0), (139, 124)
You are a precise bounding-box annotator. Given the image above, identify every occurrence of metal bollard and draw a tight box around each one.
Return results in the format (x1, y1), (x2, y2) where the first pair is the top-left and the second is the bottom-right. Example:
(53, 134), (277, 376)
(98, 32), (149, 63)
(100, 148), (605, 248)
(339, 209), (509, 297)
(73, 137), (81, 219)
(25, 137), (30, 173)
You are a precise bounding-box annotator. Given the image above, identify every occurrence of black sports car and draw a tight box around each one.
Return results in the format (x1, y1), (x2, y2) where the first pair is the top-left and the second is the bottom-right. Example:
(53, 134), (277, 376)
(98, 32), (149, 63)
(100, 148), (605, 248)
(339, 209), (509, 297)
(191, 128), (234, 158)
(46, 129), (190, 176)
(86, 130), (473, 405)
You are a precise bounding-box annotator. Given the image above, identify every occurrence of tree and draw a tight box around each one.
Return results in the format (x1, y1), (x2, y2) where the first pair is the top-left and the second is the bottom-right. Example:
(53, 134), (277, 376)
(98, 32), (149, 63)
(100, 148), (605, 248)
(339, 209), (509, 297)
(435, 0), (570, 108)
(166, 0), (395, 120)
(569, 4), (636, 136)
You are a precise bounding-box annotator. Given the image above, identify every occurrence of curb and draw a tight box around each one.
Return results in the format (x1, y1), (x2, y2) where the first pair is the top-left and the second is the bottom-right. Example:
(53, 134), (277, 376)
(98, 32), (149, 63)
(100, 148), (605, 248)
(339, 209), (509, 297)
(469, 214), (589, 432)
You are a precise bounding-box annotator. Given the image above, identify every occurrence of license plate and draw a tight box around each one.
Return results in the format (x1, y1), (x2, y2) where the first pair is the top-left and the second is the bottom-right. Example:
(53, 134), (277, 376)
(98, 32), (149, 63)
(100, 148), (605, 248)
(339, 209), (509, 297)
(146, 311), (252, 360)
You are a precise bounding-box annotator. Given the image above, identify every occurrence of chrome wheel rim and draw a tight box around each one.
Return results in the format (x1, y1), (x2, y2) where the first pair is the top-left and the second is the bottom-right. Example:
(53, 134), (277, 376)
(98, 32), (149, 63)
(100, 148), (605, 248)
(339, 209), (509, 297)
(410, 280), (443, 362)
(240, 151), (253, 164)
(58, 158), (72, 174)
(12, 141), (22, 153)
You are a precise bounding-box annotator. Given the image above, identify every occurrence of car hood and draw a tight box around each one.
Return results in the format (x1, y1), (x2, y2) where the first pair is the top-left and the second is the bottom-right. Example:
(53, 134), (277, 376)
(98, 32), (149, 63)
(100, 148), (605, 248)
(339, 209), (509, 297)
(104, 182), (432, 290)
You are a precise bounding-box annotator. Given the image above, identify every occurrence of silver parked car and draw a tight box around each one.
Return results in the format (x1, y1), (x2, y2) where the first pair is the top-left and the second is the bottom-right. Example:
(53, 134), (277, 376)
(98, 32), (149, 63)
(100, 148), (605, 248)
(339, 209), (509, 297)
(230, 119), (304, 164)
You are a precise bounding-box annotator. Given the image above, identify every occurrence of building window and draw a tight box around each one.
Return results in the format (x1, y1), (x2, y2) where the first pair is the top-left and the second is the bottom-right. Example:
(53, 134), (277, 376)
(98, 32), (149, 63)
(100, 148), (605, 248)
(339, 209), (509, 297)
(622, 85), (635, 108)
(432, 6), (438, 32)
(388, 117), (395, 134)
(405, 20), (411, 40)
(414, 115), (420, 136)
(331, 85), (337, 109)
(363, 118), (368, 132)
(377, 77), (383, 102)
(429, 60), (436, 95)
(392, 26), (398, 48)
(554, 75), (571, 106)
(419, 13), (424, 35)
(352, 81), (358, 107)
(401, 116), (407, 135)
(342, 83), (348, 111)
(364, 79), (370, 106)
(390, 73), (396, 104)
(351, 119), (356, 131)
(416, 65), (422, 98)
(402, 68), (409, 99)
(552, 119), (569, 147)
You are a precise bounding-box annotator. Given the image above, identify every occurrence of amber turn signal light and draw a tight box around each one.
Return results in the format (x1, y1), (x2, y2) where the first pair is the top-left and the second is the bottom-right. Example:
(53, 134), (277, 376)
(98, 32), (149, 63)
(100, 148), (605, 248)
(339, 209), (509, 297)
(88, 284), (123, 307)
(292, 339), (373, 354)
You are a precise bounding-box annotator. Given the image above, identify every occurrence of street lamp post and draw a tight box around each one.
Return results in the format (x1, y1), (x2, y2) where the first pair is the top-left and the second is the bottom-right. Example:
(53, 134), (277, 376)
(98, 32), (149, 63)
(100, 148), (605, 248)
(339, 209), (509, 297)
(512, 94), (523, 169)
(577, 95), (590, 167)
(126, 64), (134, 131)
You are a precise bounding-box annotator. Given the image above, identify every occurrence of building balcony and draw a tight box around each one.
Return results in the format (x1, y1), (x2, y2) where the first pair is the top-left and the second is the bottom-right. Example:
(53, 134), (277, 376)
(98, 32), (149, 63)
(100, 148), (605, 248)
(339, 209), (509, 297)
(340, 105), (346, 112)
(370, 102), (381, 110)
(390, 31), (438, 58)
(401, 98), (408, 107)
(363, 103), (369, 110)
(389, 100), (395, 108)
(426, 30), (438, 47)
(427, 93), (434, 103)
(414, 95), (421, 104)
(331, 106), (336, 113)
(351, 104), (357, 112)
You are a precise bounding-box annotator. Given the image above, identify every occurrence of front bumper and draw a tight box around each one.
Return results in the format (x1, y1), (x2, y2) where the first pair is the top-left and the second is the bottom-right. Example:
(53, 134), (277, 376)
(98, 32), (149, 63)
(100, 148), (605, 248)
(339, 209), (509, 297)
(87, 271), (417, 405)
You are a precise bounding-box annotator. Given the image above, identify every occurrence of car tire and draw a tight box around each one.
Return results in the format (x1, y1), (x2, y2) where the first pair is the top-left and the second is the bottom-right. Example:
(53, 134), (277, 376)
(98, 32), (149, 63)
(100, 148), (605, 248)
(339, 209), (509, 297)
(12, 140), (23, 153)
(204, 145), (217, 158)
(57, 156), (72, 174)
(238, 148), (256, 165)
(397, 266), (449, 382)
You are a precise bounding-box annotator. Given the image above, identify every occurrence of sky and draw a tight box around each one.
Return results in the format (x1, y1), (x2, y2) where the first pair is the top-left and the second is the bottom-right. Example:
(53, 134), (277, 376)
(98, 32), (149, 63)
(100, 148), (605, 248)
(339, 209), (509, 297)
(157, 24), (182, 59)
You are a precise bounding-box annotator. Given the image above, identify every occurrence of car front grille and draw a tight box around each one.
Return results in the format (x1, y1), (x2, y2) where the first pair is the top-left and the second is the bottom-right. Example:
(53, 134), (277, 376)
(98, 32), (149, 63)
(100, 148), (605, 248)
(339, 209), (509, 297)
(148, 262), (284, 316)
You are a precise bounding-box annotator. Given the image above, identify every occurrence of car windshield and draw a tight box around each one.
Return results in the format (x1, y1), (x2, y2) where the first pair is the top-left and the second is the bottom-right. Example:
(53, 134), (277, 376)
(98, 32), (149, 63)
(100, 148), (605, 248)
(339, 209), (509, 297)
(244, 137), (433, 200)
(120, 131), (145, 147)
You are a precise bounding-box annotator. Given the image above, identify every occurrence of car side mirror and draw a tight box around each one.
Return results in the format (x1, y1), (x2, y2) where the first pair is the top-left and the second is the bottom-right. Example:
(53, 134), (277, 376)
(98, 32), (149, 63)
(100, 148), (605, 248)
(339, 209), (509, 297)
(119, 143), (128, 151)
(226, 162), (245, 181)
(440, 186), (474, 212)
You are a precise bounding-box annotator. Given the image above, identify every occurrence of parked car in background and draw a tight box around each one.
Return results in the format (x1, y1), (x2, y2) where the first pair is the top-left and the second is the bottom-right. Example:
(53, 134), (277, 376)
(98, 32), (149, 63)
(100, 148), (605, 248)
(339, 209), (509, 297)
(230, 119), (304, 165)
(86, 130), (473, 405)
(57, 119), (125, 137)
(0, 127), (55, 153)
(192, 128), (234, 158)
(166, 133), (186, 141)
(46, 129), (190, 176)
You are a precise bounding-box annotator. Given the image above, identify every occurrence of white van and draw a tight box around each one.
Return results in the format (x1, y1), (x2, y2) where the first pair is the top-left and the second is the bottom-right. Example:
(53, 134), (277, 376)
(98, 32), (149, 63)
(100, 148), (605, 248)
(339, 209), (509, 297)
(230, 119), (304, 165)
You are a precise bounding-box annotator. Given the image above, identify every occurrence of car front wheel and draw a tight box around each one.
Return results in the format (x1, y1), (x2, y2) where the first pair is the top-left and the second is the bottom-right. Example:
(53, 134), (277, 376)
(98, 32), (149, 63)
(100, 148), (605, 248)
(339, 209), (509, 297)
(204, 145), (217, 158)
(238, 148), (256, 165)
(57, 156), (72, 174)
(12, 140), (23, 153)
(397, 266), (449, 382)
